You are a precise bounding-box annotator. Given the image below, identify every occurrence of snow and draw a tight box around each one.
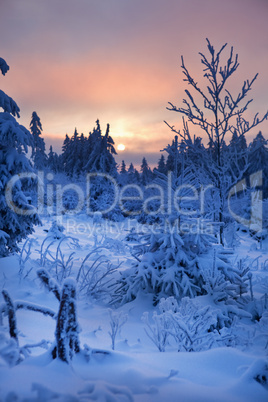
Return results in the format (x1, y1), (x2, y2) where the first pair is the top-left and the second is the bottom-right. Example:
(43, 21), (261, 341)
(0, 215), (267, 401)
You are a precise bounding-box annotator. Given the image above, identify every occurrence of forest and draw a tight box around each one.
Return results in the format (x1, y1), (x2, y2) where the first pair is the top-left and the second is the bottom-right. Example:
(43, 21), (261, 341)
(0, 40), (268, 401)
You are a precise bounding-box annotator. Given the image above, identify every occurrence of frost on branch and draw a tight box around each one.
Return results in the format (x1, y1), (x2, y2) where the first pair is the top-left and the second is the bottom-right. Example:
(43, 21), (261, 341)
(0, 90), (20, 117)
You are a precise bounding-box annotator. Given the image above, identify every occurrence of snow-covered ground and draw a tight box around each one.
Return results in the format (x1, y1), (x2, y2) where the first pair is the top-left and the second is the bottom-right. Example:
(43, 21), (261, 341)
(0, 214), (267, 401)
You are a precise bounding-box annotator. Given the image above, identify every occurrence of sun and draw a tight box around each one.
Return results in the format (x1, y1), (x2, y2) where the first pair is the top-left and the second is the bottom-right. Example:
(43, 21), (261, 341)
(117, 143), (125, 151)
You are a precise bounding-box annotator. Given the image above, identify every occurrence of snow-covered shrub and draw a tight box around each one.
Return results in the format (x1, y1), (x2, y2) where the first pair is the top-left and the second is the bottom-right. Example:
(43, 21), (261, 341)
(0, 330), (20, 367)
(114, 216), (202, 304)
(142, 310), (171, 352)
(142, 296), (256, 353)
(114, 209), (249, 307)
(108, 309), (128, 350)
(102, 236), (126, 254)
(142, 296), (224, 352)
(199, 250), (250, 306)
(45, 220), (65, 239)
(38, 235), (79, 283)
(167, 297), (221, 352)
(77, 248), (119, 302)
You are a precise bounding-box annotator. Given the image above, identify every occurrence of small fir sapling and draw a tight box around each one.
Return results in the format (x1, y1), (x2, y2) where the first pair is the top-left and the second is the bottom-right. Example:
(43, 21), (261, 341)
(45, 220), (65, 239)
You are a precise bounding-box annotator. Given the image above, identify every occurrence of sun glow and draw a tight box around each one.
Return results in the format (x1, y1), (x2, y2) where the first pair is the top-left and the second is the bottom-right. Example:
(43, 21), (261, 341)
(117, 143), (125, 151)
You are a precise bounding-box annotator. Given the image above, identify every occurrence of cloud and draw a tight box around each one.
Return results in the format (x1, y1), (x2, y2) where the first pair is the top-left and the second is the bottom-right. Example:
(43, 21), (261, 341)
(1, 0), (267, 167)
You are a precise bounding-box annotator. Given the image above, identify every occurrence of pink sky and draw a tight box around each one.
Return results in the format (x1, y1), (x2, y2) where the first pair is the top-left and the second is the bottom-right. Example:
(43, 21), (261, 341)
(1, 0), (268, 167)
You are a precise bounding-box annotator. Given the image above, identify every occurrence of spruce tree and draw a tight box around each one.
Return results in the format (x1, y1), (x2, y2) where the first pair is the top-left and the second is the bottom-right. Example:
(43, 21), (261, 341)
(30, 111), (47, 169)
(85, 120), (117, 176)
(140, 157), (153, 185)
(0, 58), (40, 256)
(120, 160), (127, 174)
(157, 154), (166, 174)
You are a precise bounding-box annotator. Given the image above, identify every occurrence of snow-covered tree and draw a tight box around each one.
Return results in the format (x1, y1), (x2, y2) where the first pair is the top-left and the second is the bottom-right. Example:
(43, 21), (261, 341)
(247, 131), (268, 198)
(166, 39), (268, 243)
(47, 145), (61, 173)
(120, 160), (127, 174)
(85, 121), (117, 176)
(140, 157), (153, 185)
(61, 134), (71, 171)
(64, 128), (80, 176)
(125, 163), (139, 184)
(157, 154), (166, 174)
(0, 58), (40, 256)
(30, 111), (47, 169)
(118, 160), (128, 185)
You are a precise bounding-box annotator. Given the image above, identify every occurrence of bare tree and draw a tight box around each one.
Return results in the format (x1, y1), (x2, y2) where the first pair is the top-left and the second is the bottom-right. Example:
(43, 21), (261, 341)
(165, 39), (268, 243)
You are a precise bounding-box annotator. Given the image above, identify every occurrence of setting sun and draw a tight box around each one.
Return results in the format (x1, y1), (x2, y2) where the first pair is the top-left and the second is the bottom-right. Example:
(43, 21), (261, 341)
(117, 143), (125, 151)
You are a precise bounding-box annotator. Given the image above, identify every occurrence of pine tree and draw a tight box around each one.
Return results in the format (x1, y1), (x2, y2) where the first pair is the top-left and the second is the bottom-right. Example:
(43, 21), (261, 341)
(140, 157), (153, 185)
(0, 58), (40, 256)
(47, 145), (61, 173)
(163, 135), (185, 178)
(228, 130), (248, 174)
(157, 154), (166, 174)
(64, 128), (80, 177)
(85, 120), (117, 176)
(118, 160), (128, 185)
(120, 160), (127, 174)
(30, 111), (47, 169)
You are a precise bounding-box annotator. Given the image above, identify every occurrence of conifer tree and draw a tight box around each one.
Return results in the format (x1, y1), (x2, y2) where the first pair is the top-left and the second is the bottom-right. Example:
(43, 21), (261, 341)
(47, 145), (61, 173)
(140, 157), (153, 185)
(30, 111), (47, 169)
(0, 58), (40, 256)
(157, 154), (166, 174)
(120, 160), (127, 174)
(85, 120), (117, 176)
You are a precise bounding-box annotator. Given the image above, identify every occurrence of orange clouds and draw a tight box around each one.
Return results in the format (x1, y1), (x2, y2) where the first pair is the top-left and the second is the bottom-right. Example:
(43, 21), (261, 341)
(7, 56), (175, 108)
(1, 0), (267, 168)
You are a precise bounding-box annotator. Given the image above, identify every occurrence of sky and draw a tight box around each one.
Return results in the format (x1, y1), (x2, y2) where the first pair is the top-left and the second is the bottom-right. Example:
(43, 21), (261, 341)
(1, 0), (268, 168)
